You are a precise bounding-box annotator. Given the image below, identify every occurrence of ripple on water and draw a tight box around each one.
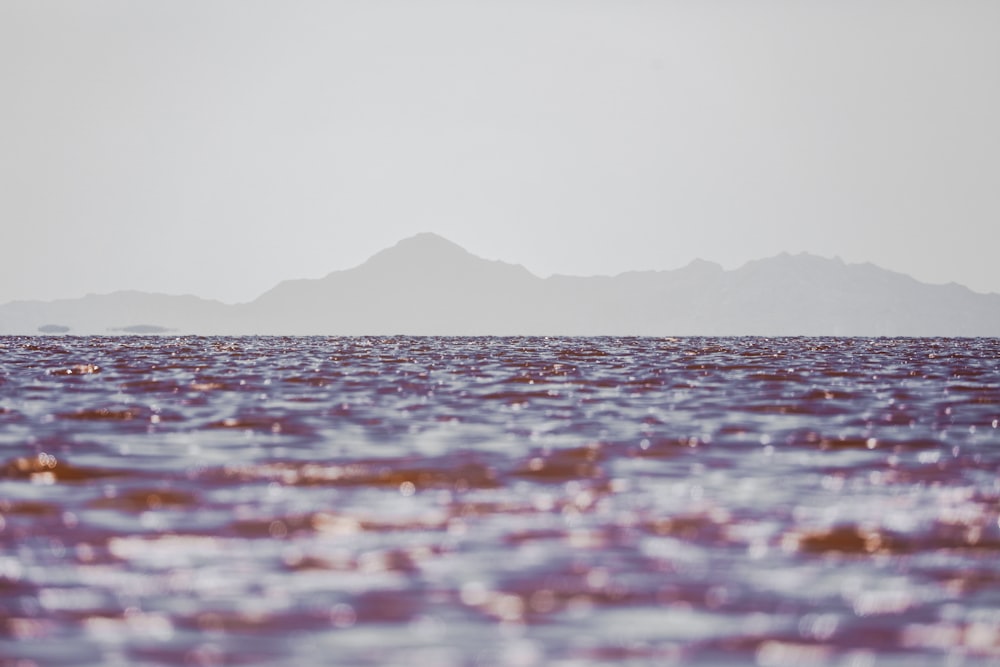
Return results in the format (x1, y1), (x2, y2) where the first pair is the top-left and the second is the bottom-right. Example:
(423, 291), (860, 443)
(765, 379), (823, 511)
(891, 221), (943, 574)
(0, 336), (999, 666)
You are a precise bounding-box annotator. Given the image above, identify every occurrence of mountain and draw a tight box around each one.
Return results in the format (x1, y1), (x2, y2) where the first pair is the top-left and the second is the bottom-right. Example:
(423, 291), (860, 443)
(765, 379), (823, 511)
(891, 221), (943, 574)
(2, 233), (998, 336)
(0, 291), (236, 336)
(243, 233), (539, 334)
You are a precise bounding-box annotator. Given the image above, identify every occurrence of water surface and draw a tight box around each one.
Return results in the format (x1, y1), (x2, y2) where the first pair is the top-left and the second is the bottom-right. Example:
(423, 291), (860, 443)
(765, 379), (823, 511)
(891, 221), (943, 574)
(1, 336), (998, 666)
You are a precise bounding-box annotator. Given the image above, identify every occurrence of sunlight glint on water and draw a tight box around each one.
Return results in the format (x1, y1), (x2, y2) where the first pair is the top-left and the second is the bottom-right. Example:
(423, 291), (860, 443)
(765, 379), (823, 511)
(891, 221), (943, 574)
(0, 336), (998, 666)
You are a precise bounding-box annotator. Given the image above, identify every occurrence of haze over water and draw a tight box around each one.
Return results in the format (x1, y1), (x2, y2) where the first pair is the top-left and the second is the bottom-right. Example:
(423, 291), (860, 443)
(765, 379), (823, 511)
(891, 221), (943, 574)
(1, 336), (999, 666)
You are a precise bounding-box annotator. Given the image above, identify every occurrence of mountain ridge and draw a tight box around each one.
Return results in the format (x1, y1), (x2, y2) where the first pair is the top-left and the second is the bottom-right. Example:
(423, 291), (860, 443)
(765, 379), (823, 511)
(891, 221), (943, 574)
(1, 233), (998, 336)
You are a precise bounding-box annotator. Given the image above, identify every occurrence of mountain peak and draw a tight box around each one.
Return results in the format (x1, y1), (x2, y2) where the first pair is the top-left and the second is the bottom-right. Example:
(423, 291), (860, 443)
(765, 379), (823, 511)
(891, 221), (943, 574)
(364, 233), (470, 265)
(397, 232), (467, 252)
(355, 233), (540, 283)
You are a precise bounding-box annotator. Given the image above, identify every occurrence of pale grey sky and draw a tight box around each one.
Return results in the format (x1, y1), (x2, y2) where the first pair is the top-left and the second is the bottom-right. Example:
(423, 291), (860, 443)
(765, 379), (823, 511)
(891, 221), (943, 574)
(1, 0), (998, 304)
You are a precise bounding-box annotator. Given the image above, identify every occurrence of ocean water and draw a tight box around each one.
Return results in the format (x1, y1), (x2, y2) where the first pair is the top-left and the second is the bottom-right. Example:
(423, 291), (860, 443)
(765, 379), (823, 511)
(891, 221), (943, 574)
(0, 336), (998, 666)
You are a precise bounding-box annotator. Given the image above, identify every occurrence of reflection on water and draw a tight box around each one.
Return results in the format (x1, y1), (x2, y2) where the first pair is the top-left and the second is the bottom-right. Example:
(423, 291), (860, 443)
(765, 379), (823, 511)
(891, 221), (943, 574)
(1, 336), (998, 666)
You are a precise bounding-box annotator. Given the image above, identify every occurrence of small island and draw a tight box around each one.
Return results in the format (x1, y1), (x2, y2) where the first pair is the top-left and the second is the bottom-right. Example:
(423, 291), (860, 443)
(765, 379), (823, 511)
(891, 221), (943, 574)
(37, 324), (71, 334)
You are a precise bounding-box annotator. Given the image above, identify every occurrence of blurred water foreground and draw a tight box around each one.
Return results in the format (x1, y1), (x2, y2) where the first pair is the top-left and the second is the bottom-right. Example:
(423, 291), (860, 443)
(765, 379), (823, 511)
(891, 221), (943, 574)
(1, 336), (998, 666)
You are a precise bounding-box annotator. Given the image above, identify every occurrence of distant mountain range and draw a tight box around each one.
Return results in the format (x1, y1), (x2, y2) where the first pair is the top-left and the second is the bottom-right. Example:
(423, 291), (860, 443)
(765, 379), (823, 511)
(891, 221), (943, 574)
(2, 233), (998, 336)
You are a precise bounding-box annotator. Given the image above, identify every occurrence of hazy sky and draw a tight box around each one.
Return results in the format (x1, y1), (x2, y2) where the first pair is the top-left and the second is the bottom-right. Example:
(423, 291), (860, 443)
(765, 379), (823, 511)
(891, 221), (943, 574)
(2, 1), (998, 304)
